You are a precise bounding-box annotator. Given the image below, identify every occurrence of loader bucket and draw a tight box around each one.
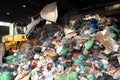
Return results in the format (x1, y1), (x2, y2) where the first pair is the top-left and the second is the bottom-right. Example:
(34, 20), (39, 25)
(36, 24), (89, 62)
(40, 2), (58, 23)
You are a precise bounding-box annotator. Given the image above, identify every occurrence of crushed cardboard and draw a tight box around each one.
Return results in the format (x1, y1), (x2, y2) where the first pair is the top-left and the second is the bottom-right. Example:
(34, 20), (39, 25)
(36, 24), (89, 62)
(117, 54), (120, 64)
(98, 53), (109, 61)
(95, 29), (119, 52)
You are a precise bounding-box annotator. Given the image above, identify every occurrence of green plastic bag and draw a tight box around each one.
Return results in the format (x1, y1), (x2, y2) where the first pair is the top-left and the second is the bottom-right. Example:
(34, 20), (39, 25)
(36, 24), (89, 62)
(110, 32), (116, 38)
(54, 74), (61, 80)
(79, 55), (86, 60)
(91, 28), (97, 34)
(54, 72), (78, 80)
(18, 57), (27, 62)
(108, 25), (118, 38)
(68, 72), (78, 80)
(84, 38), (95, 50)
(0, 71), (10, 80)
(86, 74), (94, 79)
(72, 57), (78, 62)
(6, 55), (15, 61)
(12, 58), (17, 62)
(99, 67), (106, 71)
(61, 48), (67, 54)
(84, 65), (90, 69)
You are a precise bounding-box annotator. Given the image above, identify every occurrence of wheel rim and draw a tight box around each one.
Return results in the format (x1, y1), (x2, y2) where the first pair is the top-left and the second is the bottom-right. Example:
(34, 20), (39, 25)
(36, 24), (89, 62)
(0, 43), (5, 57)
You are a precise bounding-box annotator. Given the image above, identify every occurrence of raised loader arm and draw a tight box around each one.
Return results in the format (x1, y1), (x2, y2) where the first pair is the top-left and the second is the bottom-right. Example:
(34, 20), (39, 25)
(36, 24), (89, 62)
(25, 2), (58, 39)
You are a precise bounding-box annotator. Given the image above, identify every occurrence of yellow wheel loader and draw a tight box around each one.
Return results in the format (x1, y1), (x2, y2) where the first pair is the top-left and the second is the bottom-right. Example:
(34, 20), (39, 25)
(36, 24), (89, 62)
(0, 2), (58, 57)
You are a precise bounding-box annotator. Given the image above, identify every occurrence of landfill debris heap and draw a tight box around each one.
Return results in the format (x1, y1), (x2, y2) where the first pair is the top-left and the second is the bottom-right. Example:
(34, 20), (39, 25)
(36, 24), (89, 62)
(0, 14), (120, 80)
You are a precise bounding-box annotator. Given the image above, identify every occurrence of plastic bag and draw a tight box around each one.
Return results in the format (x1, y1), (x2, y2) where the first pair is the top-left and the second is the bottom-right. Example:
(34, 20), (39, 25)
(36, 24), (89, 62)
(84, 38), (95, 50)
(61, 48), (67, 54)
(0, 71), (10, 80)
(54, 72), (78, 80)
(6, 55), (15, 62)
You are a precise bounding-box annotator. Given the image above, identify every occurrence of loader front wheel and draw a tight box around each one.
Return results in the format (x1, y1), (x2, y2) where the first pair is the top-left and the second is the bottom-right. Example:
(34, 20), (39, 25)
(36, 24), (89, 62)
(0, 43), (6, 57)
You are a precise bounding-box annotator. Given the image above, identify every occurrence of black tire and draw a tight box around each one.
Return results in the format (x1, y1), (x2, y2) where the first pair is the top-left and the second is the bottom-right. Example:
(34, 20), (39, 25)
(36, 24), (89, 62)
(0, 43), (6, 57)
(20, 42), (32, 54)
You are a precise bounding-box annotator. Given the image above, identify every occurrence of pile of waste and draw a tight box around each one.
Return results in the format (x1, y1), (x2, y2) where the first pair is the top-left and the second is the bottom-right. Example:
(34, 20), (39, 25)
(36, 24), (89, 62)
(0, 14), (120, 80)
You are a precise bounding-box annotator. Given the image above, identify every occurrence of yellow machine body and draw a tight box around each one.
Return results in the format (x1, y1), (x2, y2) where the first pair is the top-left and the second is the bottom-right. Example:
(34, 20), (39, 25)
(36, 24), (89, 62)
(2, 34), (27, 53)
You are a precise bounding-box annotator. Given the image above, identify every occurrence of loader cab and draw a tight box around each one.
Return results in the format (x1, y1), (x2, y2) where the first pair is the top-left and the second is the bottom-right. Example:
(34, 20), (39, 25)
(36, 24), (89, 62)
(12, 23), (27, 35)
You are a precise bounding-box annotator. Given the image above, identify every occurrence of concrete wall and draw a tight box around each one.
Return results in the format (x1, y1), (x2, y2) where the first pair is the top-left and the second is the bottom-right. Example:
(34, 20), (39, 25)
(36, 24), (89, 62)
(65, 7), (105, 21)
